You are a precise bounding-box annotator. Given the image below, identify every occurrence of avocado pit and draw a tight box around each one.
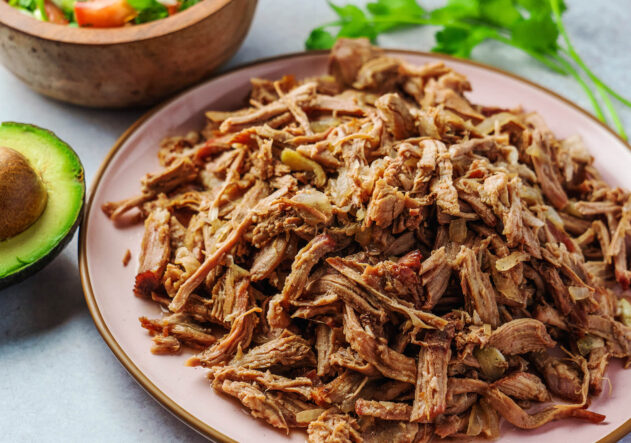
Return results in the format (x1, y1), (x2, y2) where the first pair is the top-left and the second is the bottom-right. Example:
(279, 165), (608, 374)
(0, 146), (48, 241)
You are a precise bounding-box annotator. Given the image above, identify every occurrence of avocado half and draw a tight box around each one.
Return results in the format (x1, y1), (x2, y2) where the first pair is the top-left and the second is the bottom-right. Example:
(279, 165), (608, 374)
(0, 122), (85, 290)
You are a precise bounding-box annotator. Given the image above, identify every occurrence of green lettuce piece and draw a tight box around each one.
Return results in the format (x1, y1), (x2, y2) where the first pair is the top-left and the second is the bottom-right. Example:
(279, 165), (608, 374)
(179, 0), (199, 11)
(127, 0), (168, 23)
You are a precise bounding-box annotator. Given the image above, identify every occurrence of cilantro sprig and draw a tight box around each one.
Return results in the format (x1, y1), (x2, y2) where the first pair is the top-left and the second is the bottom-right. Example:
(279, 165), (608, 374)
(306, 0), (629, 140)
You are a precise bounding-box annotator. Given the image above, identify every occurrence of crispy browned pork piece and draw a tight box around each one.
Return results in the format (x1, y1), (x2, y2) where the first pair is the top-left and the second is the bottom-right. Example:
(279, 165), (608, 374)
(106, 37), (631, 441)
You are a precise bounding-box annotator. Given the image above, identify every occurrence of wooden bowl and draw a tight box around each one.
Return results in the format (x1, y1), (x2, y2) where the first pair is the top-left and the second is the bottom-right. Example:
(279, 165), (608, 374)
(0, 0), (257, 108)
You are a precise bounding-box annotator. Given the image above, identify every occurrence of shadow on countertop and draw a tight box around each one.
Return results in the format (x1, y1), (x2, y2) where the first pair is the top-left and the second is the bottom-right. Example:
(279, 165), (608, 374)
(0, 242), (210, 442)
(0, 247), (85, 342)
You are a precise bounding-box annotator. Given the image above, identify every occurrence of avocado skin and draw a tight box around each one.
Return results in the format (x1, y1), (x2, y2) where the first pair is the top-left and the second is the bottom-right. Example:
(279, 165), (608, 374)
(0, 123), (86, 291)
(0, 203), (84, 290)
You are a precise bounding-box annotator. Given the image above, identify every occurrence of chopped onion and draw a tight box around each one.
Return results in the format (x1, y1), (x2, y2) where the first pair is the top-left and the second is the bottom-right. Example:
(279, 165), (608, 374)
(296, 409), (325, 424)
(328, 171), (353, 209)
(281, 148), (327, 187)
(577, 335), (604, 356)
(545, 206), (564, 229)
(519, 186), (543, 205)
(231, 263), (250, 278)
(522, 208), (546, 228)
(355, 206), (366, 221)
(491, 264), (523, 305)
(495, 251), (529, 271)
(471, 310), (483, 326)
(467, 403), (484, 436)
(525, 142), (544, 159)
(449, 219), (468, 243)
(564, 201), (584, 218)
(174, 247), (201, 274)
(562, 135), (592, 163)
(619, 298), (631, 327)
(474, 346), (507, 380)
(475, 112), (521, 135)
(483, 323), (492, 337)
(500, 145), (519, 165)
(292, 189), (333, 219)
(569, 286), (590, 301)
(310, 114), (340, 134)
(479, 398), (500, 439)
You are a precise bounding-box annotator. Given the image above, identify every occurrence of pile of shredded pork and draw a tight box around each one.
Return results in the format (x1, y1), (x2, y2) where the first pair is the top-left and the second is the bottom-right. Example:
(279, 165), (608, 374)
(103, 38), (631, 441)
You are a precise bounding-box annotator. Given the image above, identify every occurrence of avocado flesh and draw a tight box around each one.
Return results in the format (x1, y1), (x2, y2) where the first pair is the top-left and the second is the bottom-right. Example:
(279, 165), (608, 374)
(0, 122), (85, 284)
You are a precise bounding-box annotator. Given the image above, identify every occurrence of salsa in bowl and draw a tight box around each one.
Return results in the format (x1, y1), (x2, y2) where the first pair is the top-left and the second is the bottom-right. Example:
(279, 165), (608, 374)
(6, 0), (202, 27)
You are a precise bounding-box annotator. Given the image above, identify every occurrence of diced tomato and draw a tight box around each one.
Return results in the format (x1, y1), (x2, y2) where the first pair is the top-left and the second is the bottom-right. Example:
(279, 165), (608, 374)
(74, 0), (136, 28)
(166, 4), (178, 15)
(45, 0), (69, 24)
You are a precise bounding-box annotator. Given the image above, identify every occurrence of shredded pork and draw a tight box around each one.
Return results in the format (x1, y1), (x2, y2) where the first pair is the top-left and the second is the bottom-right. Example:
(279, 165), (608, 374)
(105, 38), (631, 441)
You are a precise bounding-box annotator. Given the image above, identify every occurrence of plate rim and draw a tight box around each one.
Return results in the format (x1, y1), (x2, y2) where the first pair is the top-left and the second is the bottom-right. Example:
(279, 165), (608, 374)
(78, 48), (631, 443)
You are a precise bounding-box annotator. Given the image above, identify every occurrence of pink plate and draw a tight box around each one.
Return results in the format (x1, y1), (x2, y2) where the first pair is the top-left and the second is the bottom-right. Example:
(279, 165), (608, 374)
(80, 50), (631, 443)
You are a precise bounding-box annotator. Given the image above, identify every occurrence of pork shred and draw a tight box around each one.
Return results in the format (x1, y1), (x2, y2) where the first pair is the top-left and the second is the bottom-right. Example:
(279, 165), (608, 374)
(134, 208), (171, 297)
(105, 38), (631, 441)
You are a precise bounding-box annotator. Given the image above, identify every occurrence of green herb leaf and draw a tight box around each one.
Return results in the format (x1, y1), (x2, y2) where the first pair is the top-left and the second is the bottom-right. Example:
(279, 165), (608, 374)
(432, 0), (521, 29)
(127, 0), (168, 23)
(366, 0), (424, 32)
(329, 2), (377, 40)
(126, 0), (149, 10)
(366, 0), (424, 17)
(433, 27), (469, 55)
(511, 15), (559, 52)
(479, 0), (521, 28)
(179, 0), (199, 11)
(516, 0), (566, 17)
(9, 0), (36, 11)
(306, 28), (337, 50)
(430, 0), (480, 23)
(433, 26), (497, 58)
(136, 6), (168, 24)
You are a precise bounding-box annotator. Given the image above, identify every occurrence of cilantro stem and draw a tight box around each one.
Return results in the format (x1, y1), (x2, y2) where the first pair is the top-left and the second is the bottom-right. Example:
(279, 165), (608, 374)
(551, 53), (607, 124)
(490, 35), (567, 75)
(550, 0), (631, 109)
(559, 46), (631, 110)
(597, 84), (627, 140)
(368, 17), (437, 26)
(343, 16), (474, 31)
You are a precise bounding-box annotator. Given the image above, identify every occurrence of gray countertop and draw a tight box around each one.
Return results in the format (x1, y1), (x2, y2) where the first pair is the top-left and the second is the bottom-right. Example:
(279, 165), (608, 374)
(1, 1), (630, 442)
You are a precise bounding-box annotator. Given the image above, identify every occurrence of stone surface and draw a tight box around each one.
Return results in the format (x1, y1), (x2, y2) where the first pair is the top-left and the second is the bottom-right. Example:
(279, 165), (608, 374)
(0, 1), (629, 442)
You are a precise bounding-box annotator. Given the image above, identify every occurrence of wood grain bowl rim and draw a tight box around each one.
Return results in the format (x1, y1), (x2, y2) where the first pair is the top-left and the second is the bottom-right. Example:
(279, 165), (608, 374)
(0, 0), (242, 45)
(79, 49), (631, 442)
